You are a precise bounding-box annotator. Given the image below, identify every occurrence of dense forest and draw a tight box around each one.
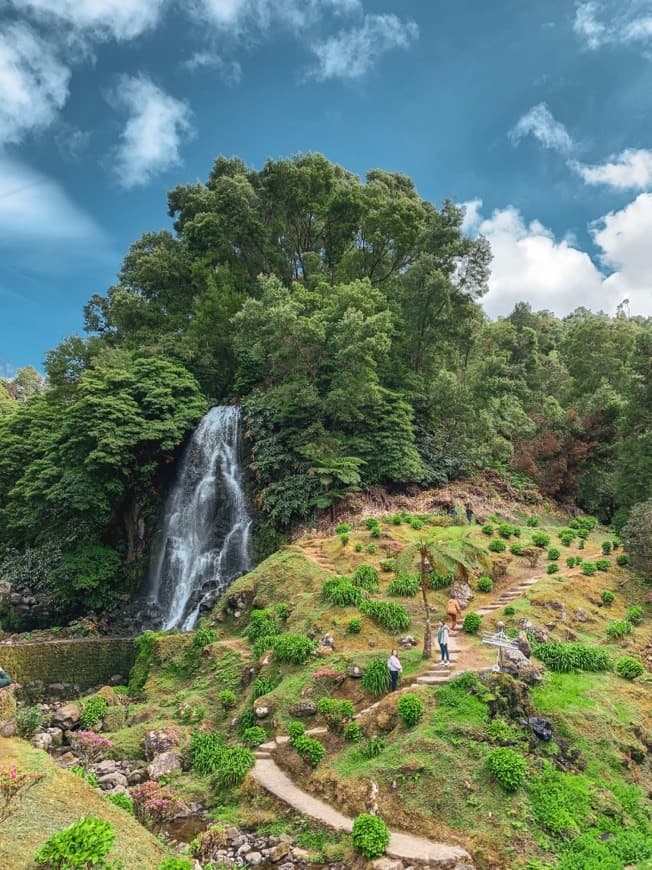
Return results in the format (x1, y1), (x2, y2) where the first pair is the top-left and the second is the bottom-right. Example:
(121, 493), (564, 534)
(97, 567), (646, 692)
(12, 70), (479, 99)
(0, 153), (650, 615)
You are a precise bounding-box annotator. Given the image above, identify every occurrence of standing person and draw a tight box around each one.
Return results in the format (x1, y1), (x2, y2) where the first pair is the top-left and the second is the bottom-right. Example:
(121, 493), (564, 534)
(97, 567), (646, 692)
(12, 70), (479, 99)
(387, 648), (402, 692)
(465, 503), (474, 524)
(446, 594), (462, 631)
(437, 619), (450, 665)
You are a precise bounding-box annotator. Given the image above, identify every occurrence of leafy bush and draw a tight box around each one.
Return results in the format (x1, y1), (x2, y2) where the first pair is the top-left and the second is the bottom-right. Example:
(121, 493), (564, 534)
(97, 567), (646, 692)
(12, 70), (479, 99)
(546, 562), (559, 575)
(601, 540), (612, 554)
(322, 577), (364, 607)
(626, 605), (643, 625)
(157, 860), (193, 870)
(131, 780), (184, 833)
(379, 558), (396, 572)
(581, 561), (596, 576)
(578, 516), (597, 530)
(463, 612), (482, 634)
(360, 737), (384, 759)
(316, 698), (355, 732)
(387, 573), (420, 597)
(510, 543), (524, 556)
(293, 735), (326, 767)
(106, 792), (134, 815)
(429, 571), (452, 590)
(486, 747), (527, 793)
(530, 640), (612, 672)
(482, 524), (494, 536)
(246, 608), (281, 644)
(367, 543), (378, 553)
(595, 558), (611, 571)
(578, 539), (585, 550)
(601, 590), (615, 605)
(390, 514), (403, 525)
(606, 620), (632, 640)
(615, 656), (644, 680)
(498, 523), (514, 539)
(335, 523), (350, 535)
(15, 706), (43, 740)
(487, 718), (519, 744)
(477, 575), (493, 593)
(192, 626), (218, 650)
(79, 697), (108, 730)
(527, 762), (590, 838)
(566, 556), (577, 568)
(242, 726), (267, 747)
(360, 599), (410, 632)
(343, 722), (363, 742)
(218, 689), (237, 710)
(190, 731), (225, 776)
(616, 553), (631, 567)
(353, 564), (379, 591)
(503, 605), (516, 616)
(512, 526), (521, 537)
(216, 745), (255, 788)
(526, 516), (539, 527)
(347, 617), (362, 634)
(547, 547), (560, 561)
(69, 733), (113, 767)
(409, 518), (424, 531)
(365, 518), (380, 531)
(531, 532), (550, 548)
(397, 693), (424, 727)
(252, 676), (276, 699)
(577, 528), (590, 540)
(488, 539), (506, 553)
(361, 659), (390, 696)
(351, 813), (390, 858)
(287, 721), (306, 745)
(273, 633), (317, 665)
(339, 534), (349, 546)
(354, 543), (363, 553)
(35, 816), (116, 869)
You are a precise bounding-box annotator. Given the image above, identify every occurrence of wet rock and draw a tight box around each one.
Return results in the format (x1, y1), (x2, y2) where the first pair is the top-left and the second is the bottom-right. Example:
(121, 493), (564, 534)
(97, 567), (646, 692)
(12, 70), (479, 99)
(289, 701), (316, 717)
(147, 751), (181, 780)
(528, 716), (553, 741)
(53, 703), (81, 729)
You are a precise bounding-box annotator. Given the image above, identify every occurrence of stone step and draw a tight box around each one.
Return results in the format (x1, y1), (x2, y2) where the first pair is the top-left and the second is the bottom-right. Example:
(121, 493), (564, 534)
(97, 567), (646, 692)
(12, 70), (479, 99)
(416, 675), (452, 685)
(254, 751), (272, 759)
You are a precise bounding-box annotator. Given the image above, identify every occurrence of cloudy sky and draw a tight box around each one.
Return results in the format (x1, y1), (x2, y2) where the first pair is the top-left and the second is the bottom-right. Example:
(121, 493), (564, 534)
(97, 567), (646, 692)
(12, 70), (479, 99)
(1, 0), (652, 370)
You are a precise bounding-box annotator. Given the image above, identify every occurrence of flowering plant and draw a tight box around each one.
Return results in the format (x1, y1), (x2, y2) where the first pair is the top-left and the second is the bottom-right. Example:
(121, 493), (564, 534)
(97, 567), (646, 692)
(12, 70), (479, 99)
(131, 781), (185, 832)
(70, 731), (114, 767)
(0, 765), (43, 824)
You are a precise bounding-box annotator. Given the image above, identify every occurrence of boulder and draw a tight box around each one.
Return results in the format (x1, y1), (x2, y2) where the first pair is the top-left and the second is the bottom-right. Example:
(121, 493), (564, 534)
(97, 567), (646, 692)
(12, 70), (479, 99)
(95, 686), (121, 707)
(53, 703), (81, 730)
(98, 771), (128, 790)
(574, 608), (588, 623)
(501, 647), (543, 685)
(399, 635), (418, 648)
(346, 665), (363, 678)
(528, 716), (553, 741)
(319, 633), (335, 650)
(95, 759), (117, 776)
(254, 705), (270, 719)
(289, 701), (317, 717)
(32, 732), (52, 751)
(147, 751), (181, 780)
(47, 728), (63, 747)
(515, 631), (531, 658)
(244, 852), (263, 866)
(371, 859), (404, 870)
(141, 729), (179, 760)
(451, 580), (474, 608)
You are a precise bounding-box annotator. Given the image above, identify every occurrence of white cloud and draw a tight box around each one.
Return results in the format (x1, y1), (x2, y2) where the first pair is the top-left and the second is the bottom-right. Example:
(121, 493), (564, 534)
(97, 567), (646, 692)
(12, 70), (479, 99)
(573, 148), (652, 190)
(182, 51), (242, 83)
(468, 199), (652, 317)
(0, 22), (70, 146)
(111, 75), (194, 189)
(574, 1), (652, 49)
(309, 13), (418, 80)
(10, 0), (168, 41)
(509, 102), (574, 153)
(191, 0), (361, 34)
(0, 155), (101, 244)
(460, 198), (483, 233)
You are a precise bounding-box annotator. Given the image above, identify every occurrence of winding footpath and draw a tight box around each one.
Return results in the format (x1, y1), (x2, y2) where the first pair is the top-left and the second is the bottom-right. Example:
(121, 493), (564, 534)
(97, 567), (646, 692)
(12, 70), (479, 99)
(252, 550), (600, 867)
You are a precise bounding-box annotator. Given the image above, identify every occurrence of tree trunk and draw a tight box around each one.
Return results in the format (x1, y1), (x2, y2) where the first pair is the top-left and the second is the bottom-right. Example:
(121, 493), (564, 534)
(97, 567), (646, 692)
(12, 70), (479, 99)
(420, 550), (432, 659)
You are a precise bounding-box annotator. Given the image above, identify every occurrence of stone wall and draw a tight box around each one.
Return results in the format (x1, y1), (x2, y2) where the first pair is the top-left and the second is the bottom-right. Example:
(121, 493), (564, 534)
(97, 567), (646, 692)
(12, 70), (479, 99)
(0, 637), (136, 690)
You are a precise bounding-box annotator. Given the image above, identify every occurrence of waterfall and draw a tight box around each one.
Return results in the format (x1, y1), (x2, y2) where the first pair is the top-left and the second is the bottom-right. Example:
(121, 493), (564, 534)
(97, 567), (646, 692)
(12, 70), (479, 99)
(149, 405), (252, 630)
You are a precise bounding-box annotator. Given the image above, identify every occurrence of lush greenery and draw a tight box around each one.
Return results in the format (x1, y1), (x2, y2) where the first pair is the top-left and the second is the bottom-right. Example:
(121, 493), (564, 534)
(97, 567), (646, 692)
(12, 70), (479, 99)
(351, 813), (390, 858)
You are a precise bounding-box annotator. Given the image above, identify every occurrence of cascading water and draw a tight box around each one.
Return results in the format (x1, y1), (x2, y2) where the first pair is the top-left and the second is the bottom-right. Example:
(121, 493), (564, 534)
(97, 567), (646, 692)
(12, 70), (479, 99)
(148, 405), (252, 630)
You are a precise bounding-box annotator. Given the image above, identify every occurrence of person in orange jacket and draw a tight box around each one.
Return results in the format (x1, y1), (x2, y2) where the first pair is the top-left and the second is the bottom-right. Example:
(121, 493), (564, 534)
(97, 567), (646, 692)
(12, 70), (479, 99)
(446, 594), (462, 631)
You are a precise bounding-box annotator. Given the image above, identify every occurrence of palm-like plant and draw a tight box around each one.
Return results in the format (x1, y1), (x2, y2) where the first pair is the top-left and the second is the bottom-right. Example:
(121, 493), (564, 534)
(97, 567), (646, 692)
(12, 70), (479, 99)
(396, 533), (490, 659)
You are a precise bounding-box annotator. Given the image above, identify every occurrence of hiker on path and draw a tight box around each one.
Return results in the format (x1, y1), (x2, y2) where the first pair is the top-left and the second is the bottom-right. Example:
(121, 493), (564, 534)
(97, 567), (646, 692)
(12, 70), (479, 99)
(446, 594), (462, 631)
(0, 667), (12, 689)
(437, 619), (451, 666)
(465, 503), (474, 524)
(387, 648), (402, 692)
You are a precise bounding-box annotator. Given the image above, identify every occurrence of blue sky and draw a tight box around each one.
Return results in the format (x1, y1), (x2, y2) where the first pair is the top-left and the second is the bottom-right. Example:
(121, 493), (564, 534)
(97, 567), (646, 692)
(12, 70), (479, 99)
(1, 0), (652, 372)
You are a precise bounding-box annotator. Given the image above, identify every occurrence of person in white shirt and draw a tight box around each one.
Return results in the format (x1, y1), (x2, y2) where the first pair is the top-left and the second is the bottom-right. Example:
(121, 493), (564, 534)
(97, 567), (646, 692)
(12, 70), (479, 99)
(437, 619), (451, 665)
(387, 648), (402, 691)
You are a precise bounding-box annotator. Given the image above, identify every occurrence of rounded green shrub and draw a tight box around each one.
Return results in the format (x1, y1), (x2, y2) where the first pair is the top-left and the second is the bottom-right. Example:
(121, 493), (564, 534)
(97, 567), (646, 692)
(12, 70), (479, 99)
(397, 693), (425, 727)
(192, 626), (218, 649)
(367, 543), (378, 553)
(510, 544), (524, 556)
(343, 722), (363, 742)
(526, 516), (539, 527)
(106, 792), (134, 815)
(577, 528), (590, 540)
(578, 539), (585, 550)
(273, 633), (317, 665)
(595, 558), (611, 571)
(322, 577), (364, 607)
(35, 816), (116, 869)
(216, 745), (255, 788)
(498, 523), (514, 539)
(486, 747), (527, 793)
(287, 721), (305, 745)
(532, 532), (550, 548)
(387, 573), (420, 597)
(581, 562), (596, 576)
(616, 554), (630, 567)
(410, 518), (424, 531)
(353, 564), (379, 591)
(503, 605), (516, 616)
(354, 543), (363, 553)
(566, 556), (576, 568)
(246, 608), (281, 644)
(482, 524), (494, 536)
(615, 656), (644, 680)
(547, 547), (560, 561)
(390, 514), (403, 525)
(477, 575), (493, 593)
(547, 562), (559, 574)
(316, 697), (355, 732)
(361, 659), (391, 696)
(15, 706), (43, 740)
(512, 526), (521, 537)
(379, 558), (396, 572)
(601, 590), (615, 605)
(218, 689), (237, 710)
(601, 540), (612, 555)
(351, 813), (390, 859)
(339, 533), (350, 546)
(242, 726), (267, 747)
(626, 605), (643, 625)
(365, 518), (380, 531)
(335, 523), (350, 535)
(190, 731), (226, 776)
(347, 616), (362, 633)
(293, 735), (326, 767)
(360, 599), (410, 632)
(79, 697), (108, 730)
(488, 539), (506, 553)
(463, 612), (482, 634)
(606, 620), (632, 640)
